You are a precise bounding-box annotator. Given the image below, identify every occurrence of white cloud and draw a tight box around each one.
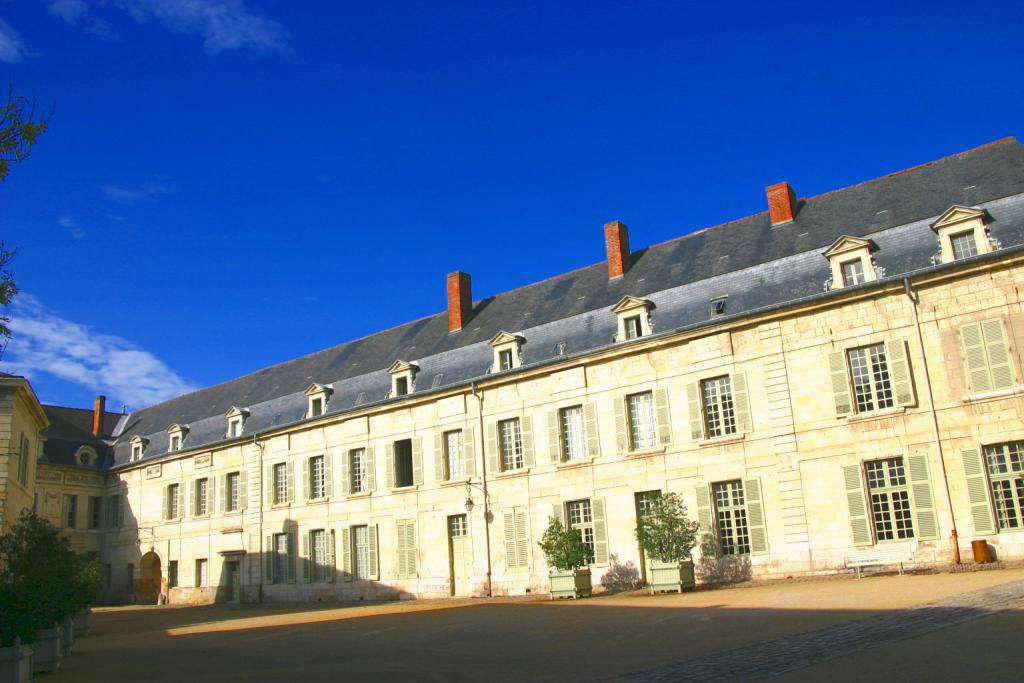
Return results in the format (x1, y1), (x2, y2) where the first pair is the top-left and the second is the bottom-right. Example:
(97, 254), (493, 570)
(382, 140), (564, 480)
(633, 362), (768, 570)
(0, 19), (29, 63)
(101, 180), (177, 203)
(3, 294), (197, 410)
(57, 216), (86, 238)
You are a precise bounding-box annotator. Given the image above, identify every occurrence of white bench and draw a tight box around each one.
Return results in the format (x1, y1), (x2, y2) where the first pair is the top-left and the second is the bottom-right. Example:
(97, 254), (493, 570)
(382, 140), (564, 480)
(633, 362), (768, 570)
(845, 546), (914, 578)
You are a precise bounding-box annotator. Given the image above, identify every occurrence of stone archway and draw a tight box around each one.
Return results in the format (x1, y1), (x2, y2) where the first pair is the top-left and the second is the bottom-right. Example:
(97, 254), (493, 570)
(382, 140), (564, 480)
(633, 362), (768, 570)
(137, 551), (162, 605)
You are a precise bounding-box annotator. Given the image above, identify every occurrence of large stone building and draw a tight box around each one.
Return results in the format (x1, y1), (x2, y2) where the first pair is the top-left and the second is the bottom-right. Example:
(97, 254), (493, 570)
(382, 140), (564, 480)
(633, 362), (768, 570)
(5, 138), (1024, 604)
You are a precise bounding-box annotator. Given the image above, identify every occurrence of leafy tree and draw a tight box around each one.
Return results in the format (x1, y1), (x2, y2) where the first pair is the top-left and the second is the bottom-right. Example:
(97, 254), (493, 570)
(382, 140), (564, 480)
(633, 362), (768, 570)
(635, 492), (700, 563)
(0, 85), (49, 181)
(538, 517), (592, 571)
(0, 242), (16, 344)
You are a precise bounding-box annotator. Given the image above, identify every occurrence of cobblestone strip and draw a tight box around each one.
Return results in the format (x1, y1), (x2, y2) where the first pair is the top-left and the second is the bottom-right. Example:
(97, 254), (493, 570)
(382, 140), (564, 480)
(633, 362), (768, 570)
(600, 579), (1024, 683)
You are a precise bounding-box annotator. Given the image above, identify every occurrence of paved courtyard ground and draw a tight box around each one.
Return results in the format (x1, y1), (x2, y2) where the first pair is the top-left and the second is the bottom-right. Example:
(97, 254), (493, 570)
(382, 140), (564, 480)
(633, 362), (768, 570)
(58, 568), (1024, 682)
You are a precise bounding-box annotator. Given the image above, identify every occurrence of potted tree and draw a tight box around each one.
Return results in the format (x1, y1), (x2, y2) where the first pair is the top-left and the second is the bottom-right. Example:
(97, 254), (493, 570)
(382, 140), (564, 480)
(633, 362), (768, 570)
(0, 589), (34, 683)
(539, 516), (592, 599)
(635, 492), (699, 594)
(73, 557), (103, 637)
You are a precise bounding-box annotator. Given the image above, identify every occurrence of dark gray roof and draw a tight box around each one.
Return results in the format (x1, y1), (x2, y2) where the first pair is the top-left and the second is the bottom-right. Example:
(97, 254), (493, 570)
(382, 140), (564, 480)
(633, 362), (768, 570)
(111, 138), (1024, 467)
(40, 405), (116, 469)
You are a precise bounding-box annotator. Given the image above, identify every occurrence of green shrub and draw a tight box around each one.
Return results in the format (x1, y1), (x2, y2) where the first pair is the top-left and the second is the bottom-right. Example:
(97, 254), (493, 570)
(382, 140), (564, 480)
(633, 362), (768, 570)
(635, 492), (700, 564)
(538, 517), (592, 571)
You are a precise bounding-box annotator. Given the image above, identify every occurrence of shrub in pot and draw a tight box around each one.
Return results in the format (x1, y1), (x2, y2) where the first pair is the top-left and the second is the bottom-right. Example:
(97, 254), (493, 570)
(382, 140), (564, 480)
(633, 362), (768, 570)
(635, 492), (699, 593)
(538, 517), (592, 599)
(72, 557), (103, 637)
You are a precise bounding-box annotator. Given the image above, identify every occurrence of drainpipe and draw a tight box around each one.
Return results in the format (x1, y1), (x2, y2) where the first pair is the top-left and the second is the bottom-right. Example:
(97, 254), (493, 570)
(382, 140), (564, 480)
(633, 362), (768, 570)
(470, 381), (494, 597)
(904, 277), (961, 564)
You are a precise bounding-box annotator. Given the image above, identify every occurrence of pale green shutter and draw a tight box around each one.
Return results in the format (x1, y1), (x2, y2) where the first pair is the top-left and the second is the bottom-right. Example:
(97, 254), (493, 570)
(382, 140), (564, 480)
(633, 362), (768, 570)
(264, 465), (272, 506)
(487, 422), (500, 473)
(342, 528), (353, 582)
(406, 520), (417, 578)
(962, 447), (996, 534)
(515, 509), (529, 569)
(208, 477), (216, 514)
(365, 446), (377, 491)
(265, 535), (274, 584)
(829, 351), (853, 417)
(286, 462), (295, 503)
(162, 486), (169, 520)
(503, 511), (518, 569)
(732, 373), (752, 433)
(296, 460), (305, 502)
(341, 450), (351, 495)
(843, 464), (872, 546)
(907, 454), (938, 540)
(521, 416), (535, 467)
(983, 319), (1014, 390)
(301, 531), (311, 582)
(327, 530), (336, 583)
(239, 470), (247, 510)
(286, 532), (297, 583)
(385, 443), (395, 489)
(551, 502), (565, 526)
(396, 522), (407, 579)
(219, 475), (227, 512)
(591, 498), (609, 566)
(744, 479), (767, 554)
(434, 433), (445, 482)
(886, 339), (916, 406)
(961, 322), (990, 393)
(186, 481), (194, 517)
(324, 453), (334, 498)
(412, 437), (423, 485)
(613, 398), (629, 453)
(463, 426), (476, 477)
(695, 485), (712, 532)
(178, 483), (185, 519)
(584, 403), (600, 457)
(687, 382), (704, 440)
(654, 388), (672, 446)
(547, 411), (560, 462)
(368, 525), (379, 580)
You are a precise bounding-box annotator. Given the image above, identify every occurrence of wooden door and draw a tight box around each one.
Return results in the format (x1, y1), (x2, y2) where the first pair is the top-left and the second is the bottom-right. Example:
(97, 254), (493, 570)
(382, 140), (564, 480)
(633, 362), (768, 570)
(448, 515), (471, 596)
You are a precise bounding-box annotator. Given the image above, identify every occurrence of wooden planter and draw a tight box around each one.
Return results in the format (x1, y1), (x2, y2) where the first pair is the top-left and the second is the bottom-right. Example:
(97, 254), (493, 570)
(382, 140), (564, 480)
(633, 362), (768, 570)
(32, 626), (62, 673)
(73, 608), (91, 638)
(59, 618), (73, 656)
(549, 568), (592, 599)
(0, 638), (33, 683)
(648, 559), (696, 594)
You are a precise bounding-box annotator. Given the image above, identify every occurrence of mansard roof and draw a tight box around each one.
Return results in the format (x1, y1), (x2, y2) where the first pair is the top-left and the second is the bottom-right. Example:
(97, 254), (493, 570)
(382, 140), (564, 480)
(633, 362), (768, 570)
(110, 138), (1024, 467)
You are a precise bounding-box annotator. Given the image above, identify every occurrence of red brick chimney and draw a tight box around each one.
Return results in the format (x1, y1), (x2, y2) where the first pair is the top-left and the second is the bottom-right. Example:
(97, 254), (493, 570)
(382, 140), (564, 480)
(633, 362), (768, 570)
(447, 271), (473, 333)
(92, 395), (106, 436)
(604, 220), (631, 280)
(766, 182), (797, 225)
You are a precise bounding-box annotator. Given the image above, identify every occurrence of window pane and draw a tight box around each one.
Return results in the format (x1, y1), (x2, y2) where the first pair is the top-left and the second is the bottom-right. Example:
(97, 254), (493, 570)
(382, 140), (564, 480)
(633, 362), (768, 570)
(865, 458), (914, 541)
(841, 259), (865, 286)
(354, 526), (369, 579)
(985, 442), (1024, 530)
(499, 419), (523, 471)
(351, 448), (367, 493)
(951, 230), (978, 260)
(445, 431), (465, 480)
(196, 479), (208, 515)
(624, 316), (643, 340)
(849, 343), (893, 413)
(628, 392), (657, 450)
(566, 500), (594, 562)
(274, 534), (288, 583)
(499, 349), (513, 371)
(702, 376), (736, 438)
(310, 456), (325, 499)
(560, 406), (586, 461)
(227, 472), (240, 511)
(713, 481), (750, 556)
(274, 463), (287, 504)
(312, 530), (326, 582)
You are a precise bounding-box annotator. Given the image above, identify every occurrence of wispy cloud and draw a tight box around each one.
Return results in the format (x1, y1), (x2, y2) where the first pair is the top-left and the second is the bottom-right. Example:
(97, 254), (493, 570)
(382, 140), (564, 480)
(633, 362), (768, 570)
(101, 180), (177, 203)
(48, 0), (289, 55)
(0, 19), (29, 63)
(3, 294), (197, 410)
(57, 216), (86, 239)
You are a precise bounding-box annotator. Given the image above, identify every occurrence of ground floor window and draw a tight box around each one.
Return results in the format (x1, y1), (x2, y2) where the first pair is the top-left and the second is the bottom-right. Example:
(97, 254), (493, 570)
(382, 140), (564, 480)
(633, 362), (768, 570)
(713, 480), (751, 556)
(311, 529), (327, 582)
(167, 560), (178, 588)
(195, 559), (208, 587)
(353, 525), (370, 580)
(274, 533), (288, 583)
(566, 499), (595, 562)
(865, 457), (914, 541)
(984, 442), (1024, 530)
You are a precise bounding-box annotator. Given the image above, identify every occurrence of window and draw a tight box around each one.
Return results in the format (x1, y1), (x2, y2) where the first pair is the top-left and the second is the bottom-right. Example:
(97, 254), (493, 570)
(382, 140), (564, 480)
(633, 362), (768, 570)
(984, 442), (1024, 530)
(226, 472), (241, 512)
(841, 259), (865, 286)
(848, 344), (894, 413)
(498, 348), (514, 371)
(624, 315), (643, 340)
(350, 448), (368, 493)
(273, 462), (288, 504)
(627, 392), (657, 450)
(559, 405), (586, 462)
(273, 533), (288, 583)
(17, 434), (28, 485)
(166, 484), (180, 519)
(612, 296), (653, 341)
(499, 419), (524, 471)
(88, 496), (102, 529)
(489, 332), (524, 372)
(106, 495), (123, 528)
(393, 439), (414, 488)
(170, 434), (181, 451)
(64, 495), (77, 529)
(950, 229), (978, 261)
(309, 455), (326, 499)
(394, 377), (409, 397)
(710, 297), (727, 317)
(167, 425), (187, 452)
(130, 437), (147, 462)
(132, 444), (142, 461)
(311, 529), (327, 582)
(195, 559), (208, 587)
(353, 525), (370, 580)
(167, 560), (178, 588)
(566, 500), (595, 563)
(195, 478), (209, 515)
(305, 383), (332, 418)
(865, 458), (914, 541)
(228, 418), (242, 438)
(449, 515), (468, 538)
(713, 481), (750, 556)
(444, 430), (465, 480)
(310, 397), (323, 417)
(702, 376), (736, 438)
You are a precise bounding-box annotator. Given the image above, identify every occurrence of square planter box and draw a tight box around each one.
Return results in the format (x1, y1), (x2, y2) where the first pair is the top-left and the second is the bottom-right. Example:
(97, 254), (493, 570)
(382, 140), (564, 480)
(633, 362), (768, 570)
(59, 619), (73, 656)
(32, 627), (62, 674)
(0, 639), (33, 683)
(648, 559), (696, 594)
(549, 568), (592, 599)
(73, 609), (91, 638)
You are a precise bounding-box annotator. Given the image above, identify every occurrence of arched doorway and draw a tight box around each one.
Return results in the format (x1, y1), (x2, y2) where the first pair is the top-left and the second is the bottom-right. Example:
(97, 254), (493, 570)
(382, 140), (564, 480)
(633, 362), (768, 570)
(137, 552), (162, 605)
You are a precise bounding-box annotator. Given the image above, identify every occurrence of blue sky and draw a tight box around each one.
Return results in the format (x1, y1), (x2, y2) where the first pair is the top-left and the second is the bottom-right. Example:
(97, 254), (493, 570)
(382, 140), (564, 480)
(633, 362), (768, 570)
(1, 0), (1022, 412)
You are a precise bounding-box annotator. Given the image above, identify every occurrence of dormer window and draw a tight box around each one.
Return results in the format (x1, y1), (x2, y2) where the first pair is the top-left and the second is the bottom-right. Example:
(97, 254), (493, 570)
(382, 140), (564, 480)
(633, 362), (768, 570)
(166, 424), (189, 452)
(75, 446), (97, 467)
(225, 407), (249, 438)
(489, 331), (525, 373)
(710, 297), (727, 317)
(611, 296), (653, 341)
(388, 361), (418, 398)
(304, 384), (333, 418)
(823, 236), (878, 290)
(930, 205), (994, 263)
(129, 436), (148, 462)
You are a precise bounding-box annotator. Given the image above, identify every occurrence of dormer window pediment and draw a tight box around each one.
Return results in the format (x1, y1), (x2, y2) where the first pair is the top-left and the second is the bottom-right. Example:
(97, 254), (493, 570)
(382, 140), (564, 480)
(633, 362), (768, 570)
(166, 423), (189, 452)
(930, 205), (994, 263)
(489, 331), (525, 372)
(388, 360), (418, 397)
(611, 296), (654, 341)
(824, 235), (878, 290)
(225, 406), (249, 438)
(129, 435), (149, 462)
(304, 383), (333, 418)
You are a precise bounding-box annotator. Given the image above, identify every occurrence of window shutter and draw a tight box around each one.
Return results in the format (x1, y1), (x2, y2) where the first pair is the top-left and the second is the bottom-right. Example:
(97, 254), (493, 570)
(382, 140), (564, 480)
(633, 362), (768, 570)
(239, 471), (247, 510)
(503, 511), (518, 569)
(591, 497), (609, 566)
(287, 462), (296, 503)
(744, 478), (767, 554)
(208, 477), (216, 515)
(405, 520), (418, 578)
(732, 373), (752, 433)
(886, 339), (916, 406)
(584, 403), (600, 457)
(829, 351), (853, 417)
(613, 398), (629, 454)
(186, 481), (194, 517)
(521, 416), (535, 467)
(983, 319), (1014, 390)
(365, 446), (377, 491)
(843, 464), (872, 546)
(302, 531), (311, 583)
(178, 483), (185, 519)
(162, 486), (169, 520)
(341, 528), (353, 582)
(961, 447), (995, 534)
(368, 525), (379, 580)
(515, 508), (529, 569)
(551, 502), (565, 526)
(463, 426), (476, 478)
(412, 437), (423, 485)
(297, 459), (306, 502)
(264, 465), (272, 506)
(695, 485), (712, 532)
(654, 388), (672, 446)
(219, 475), (227, 512)
(547, 411), (560, 463)
(961, 322), (991, 393)
(287, 532), (297, 583)
(433, 433), (445, 482)
(907, 454), (938, 540)
(324, 453), (334, 498)
(265, 535), (274, 584)
(686, 382), (704, 440)
(396, 522), (407, 579)
(385, 443), (395, 489)
(341, 450), (352, 495)
(487, 422), (500, 473)
(327, 530), (337, 583)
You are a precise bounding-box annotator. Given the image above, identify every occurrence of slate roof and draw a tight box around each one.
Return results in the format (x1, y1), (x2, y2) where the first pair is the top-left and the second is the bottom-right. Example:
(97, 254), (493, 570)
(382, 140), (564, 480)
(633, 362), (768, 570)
(110, 138), (1024, 467)
(40, 405), (119, 468)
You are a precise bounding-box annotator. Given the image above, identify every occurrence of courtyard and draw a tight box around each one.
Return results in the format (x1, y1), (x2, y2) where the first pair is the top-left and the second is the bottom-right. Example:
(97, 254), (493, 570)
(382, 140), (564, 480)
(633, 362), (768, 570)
(58, 567), (1024, 682)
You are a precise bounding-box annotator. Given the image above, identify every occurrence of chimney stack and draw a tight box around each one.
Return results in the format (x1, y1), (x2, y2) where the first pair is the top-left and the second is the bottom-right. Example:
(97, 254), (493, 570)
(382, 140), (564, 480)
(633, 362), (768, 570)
(604, 220), (631, 280)
(766, 182), (797, 225)
(447, 271), (473, 333)
(92, 395), (106, 436)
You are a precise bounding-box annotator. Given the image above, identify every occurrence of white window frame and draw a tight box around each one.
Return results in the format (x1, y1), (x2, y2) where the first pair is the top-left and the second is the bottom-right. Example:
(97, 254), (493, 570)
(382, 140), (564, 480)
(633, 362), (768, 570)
(701, 376), (737, 438)
(226, 471), (241, 512)
(611, 296), (653, 342)
(627, 391), (658, 450)
(167, 483), (180, 519)
(309, 455), (326, 500)
(130, 436), (148, 462)
(498, 418), (524, 472)
(388, 361), (418, 397)
(304, 383), (332, 418)
(225, 407), (249, 438)
(350, 448), (368, 494)
(863, 457), (915, 541)
(195, 477), (209, 516)
(823, 236), (878, 290)
(559, 405), (586, 462)
(846, 343), (895, 414)
(444, 429), (465, 481)
(273, 462), (288, 505)
(931, 205), (994, 264)
(489, 331), (525, 373)
(166, 424), (188, 452)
